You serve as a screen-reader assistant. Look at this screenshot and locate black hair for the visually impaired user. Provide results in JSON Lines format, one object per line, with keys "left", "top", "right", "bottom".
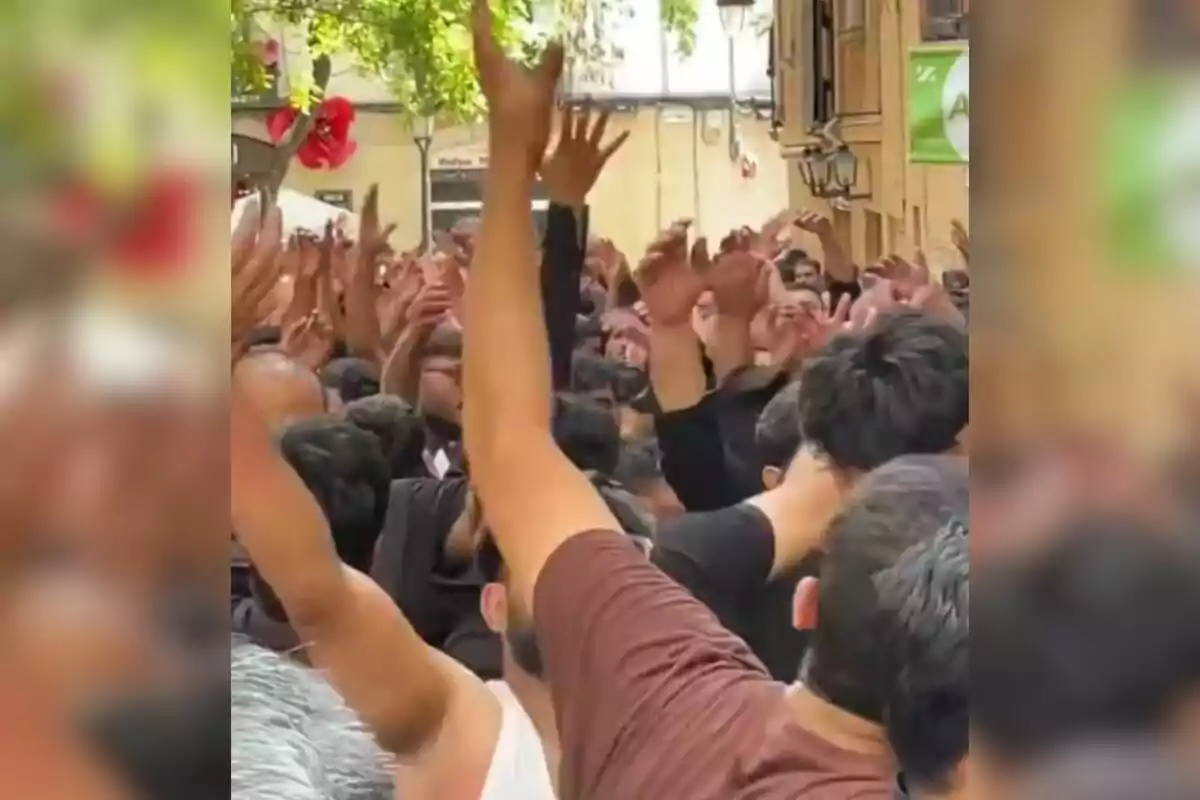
{"left": 776, "top": 248, "right": 810, "bottom": 285}
{"left": 278, "top": 416, "right": 391, "bottom": 572}
{"left": 320, "top": 357, "right": 381, "bottom": 403}
{"left": 552, "top": 392, "right": 622, "bottom": 476}
{"left": 343, "top": 394, "right": 428, "bottom": 480}
{"left": 755, "top": 380, "right": 805, "bottom": 469}
{"left": 613, "top": 439, "right": 665, "bottom": 492}
{"left": 973, "top": 518, "right": 1200, "bottom": 765}
{"left": 571, "top": 352, "right": 620, "bottom": 396}
{"left": 876, "top": 520, "right": 969, "bottom": 793}
{"left": 798, "top": 309, "right": 968, "bottom": 471}
{"left": 806, "top": 454, "right": 969, "bottom": 723}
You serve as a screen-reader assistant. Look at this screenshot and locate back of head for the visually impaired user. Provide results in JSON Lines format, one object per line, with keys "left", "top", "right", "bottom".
{"left": 231, "top": 636, "right": 394, "bottom": 800}
{"left": 876, "top": 520, "right": 969, "bottom": 795}
{"left": 809, "top": 454, "right": 969, "bottom": 722}
{"left": 973, "top": 518, "right": 1200, "bottom": 767}
{"left": 321, "top": 357, "right": 381, "bottom": 404}
{"left": 279, "top": 416, "right": 391, "bottom": 572}
{"left": 798, "top": 310, "right": 968, "bottom": 471}
{"left": 756, "top": 379, "right": 805, "bottom": 469}
{"left": 344, "top": 394, "right": 427, "bottom": 479}
{"left": 552, "top": 392, "right": 622, "bottom": 477}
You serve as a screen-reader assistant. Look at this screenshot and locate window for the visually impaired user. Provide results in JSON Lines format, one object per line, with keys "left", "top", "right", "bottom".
{"left": 430, "top": 168, "right": 549, "bottom": 237}
{"left": 887, "top": 214, "right": 905, "bottom": 253}
{"left": 923, "top": 0, "right": 969, "bottom": 41}
{"left": 833, "top": 207, "right": 852, "bottom": 251}
{"left": 836, "top": 0, "right": 880, "bottom": 115}
{"left": 912, "top": 205, "right": 924, "bottom": 248}
{"left": 865, "top": 210, "right": 883, "bottom": 264}
{"left": 840, "top": 0, "right": 865, "bottom": 30}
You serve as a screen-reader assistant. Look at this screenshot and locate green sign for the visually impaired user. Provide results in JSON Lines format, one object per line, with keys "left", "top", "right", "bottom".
{"left": 909, "top": 45, "right": 969, "bottom": 164}
{"left": 1103, "top": 76, "right": 1200, "bottom": 273}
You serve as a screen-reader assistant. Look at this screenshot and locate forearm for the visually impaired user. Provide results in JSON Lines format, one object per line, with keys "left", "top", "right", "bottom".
{"left": 380, "top": 325, "right": 429, "bottom": 403}
{"left": 819, "top": 231, "right": 856, "bottom": 283}
{"left": 344, "top": 269, "right": 383, "bottom": 364}
{"left": 648, "top": 324, "right": 707, "bottom": 413}
{"left": 541, "top": 203, "right": 587, "bottom": 390}
{"left": 230, "top": 384, "right": 350, "bottom": 625}
{"left": 463, "top": 155, "right": 553, "bottom": 451}
{"left": 709, "top": 314, "right": 754, "bottom": 382}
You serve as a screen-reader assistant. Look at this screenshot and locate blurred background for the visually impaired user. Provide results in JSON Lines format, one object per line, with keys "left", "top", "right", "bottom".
{"left": 1, "top": 0, "right": 1199, "bottom": 797}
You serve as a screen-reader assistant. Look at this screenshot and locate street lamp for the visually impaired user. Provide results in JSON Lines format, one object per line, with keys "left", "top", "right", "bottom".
{"left": 717, "top": 0, "right": 755, "bottom": 37}
{"left": 797, "top": 143, "right": 870, "bottom": 200}
{"left": 413, "top": 114, "right": 436, "bottom": 252}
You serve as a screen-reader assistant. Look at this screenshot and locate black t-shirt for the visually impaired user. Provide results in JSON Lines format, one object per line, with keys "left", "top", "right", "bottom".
{"left": 650, "top": 504, "right": 820, "bottom": 681}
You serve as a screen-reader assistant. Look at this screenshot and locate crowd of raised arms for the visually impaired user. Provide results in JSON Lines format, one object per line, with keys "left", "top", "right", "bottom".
{"left": 225, "top": 3, "right": 1195, "bottom": 800}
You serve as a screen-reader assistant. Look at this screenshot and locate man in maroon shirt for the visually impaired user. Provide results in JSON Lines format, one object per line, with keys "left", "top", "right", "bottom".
{"left": 459, "top": 4, "right": 960, "bottom": 797}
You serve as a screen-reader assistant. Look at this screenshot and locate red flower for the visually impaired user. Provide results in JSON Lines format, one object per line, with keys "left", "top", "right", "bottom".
{"left": 53, "top": 171, "right": 198, "bottom": 278}
{"left": 265, "top": 96, "right": 357, "bottom": 170}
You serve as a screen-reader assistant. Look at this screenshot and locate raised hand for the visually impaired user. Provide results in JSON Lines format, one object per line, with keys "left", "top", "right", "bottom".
{"left": 632, "top": 220, "right": 707, "bottom": 328}
{"left": 472, "top": 0, "right": 563, "bottom": 174}
{"left": 794, "top": 210, "right": 835, "bottom": 239}
{"left": 707, "top": 230, "right": 770, "bottom": 319}
{"left": 232, "top": 196, "right": 284, "bottom": 362}
{"left": 405, "top": 282, "right": 454, "bottom": 334}
{"left": 282, "top": 313, "right": 335, "bottom": 371}
{"left": 541, "top": 105, "right": 631, "bottom": 208}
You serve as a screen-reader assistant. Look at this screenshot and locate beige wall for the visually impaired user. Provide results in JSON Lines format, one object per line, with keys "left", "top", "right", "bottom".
{"left": 234, "top": 107, "right": 789, "bottom": 258}
{"left": 777, "top": 0, "right": 969, "bottom": 272}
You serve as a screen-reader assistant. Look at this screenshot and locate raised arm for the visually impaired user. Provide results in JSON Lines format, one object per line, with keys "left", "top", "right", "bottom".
{"left": 230, "top": 381, "right": 469, "bottom": 755}
{"left": 462, "top": 5, "right": 627, "bottom": 608}
{"left": 539, "top": 105, "right": 627, "bottom": 390}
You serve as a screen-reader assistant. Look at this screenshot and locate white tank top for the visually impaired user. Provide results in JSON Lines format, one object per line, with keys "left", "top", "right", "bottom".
{"left": 480, "top": 681, "right": 556, "bottom": 800}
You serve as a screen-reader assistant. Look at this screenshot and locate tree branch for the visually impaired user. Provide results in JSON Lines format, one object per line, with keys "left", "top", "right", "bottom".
{"left": 265, "top": 53, "right": 333, "bottom": 197}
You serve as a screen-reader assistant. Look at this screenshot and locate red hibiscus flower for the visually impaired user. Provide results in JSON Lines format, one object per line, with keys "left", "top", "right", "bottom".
{"left": 266, "top": 96, "right": 358, "bottom": 170}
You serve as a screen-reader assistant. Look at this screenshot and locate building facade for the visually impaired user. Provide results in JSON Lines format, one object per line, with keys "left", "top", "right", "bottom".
{"left": 772, "top": 0, "right": 969, "bottom": 269}
{"left": 232, "top": 0, "right": 791, "bottom": 257}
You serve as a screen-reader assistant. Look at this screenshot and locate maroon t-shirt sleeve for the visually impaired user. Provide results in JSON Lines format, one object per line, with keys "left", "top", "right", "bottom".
{"left": 533, "top": 530, "right": 782, "bottom": 799}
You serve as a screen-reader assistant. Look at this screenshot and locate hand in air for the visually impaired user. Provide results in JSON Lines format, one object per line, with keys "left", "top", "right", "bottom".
{"left": 707, "top": 229, "right": 770, "bottom": 319}
{"left": 232, "top": 196, "right": 284, "bottom": 362}
{"left": 472, "top": 0, "right": 563, "bottom": 173}
{"left": 632, "top": 220, "right": 708, "bottom": 328}
{"left": 541, "top": 105, "right": 630, "bottom": 208}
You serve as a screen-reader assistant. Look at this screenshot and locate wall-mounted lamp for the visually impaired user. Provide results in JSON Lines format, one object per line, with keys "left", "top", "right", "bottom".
{"left": 798, "top": 143, "right": 871, "bottom": 200}
{"left": 717, "top": 0, "right": 755, "bottom": 37}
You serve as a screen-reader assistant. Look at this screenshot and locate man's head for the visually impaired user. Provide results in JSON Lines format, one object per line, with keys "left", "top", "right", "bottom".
{"left": 552, "top": 392, "right": 622, "bottom": 477}
{"left": 613, "top": 439, "right": 684, "bottom": 522}
{"left": 756, "top": 380, "right": 805, "bottom": 488}
{"left": 343, "top": 394, "right": 428, "bottom": 480}
{"left": 972, "top": 519, "right": 1200, "bottom": 783}
{"left": 417, "top": 326, "right": 463, "bottom": 426}
{"left": 793, "top": 455, "right": 969, "bottom": 723}
{"left": 233, "top": 351, "right": 327, "bottom": 430}
{"left": 570, "top": 352, "right": 621, "bottom": 411}
{"left": 797, "top": 310, "right": 968, "bottom": 472}
{"left": 876, "top": 521, "right": 970, "bottom": 798}
{"left": 320, "top": 357, "right": 381, "bottom": 405}
{"left": 477, "top": 522, "right": 546, "bottom": 680}
{"left": 278, "top": 416, "right": 391, "bottom": 573}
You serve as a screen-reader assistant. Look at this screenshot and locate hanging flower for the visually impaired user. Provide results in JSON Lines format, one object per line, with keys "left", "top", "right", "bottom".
{"left": 266, "top": 96, "right": 358, "bottom": 170}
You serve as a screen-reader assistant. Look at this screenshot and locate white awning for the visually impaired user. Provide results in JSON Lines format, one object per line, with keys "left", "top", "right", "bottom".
{"left": 231, "top": 188, "right": 359, "bottom": 240}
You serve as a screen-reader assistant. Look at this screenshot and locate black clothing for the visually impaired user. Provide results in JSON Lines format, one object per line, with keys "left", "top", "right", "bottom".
{"left": 370, "top": 477, "right": 502, "bottom": 679}
{"left": 652, "top": 503, "right": 820, "bottom": 682}
{"left": 540, "top": 202, "right": 588, "bottom": 391}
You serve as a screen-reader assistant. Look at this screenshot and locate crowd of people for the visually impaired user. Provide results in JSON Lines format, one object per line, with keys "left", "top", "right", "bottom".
{"left": 221, "top": 4, "right": 1200, "bottom": 800}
